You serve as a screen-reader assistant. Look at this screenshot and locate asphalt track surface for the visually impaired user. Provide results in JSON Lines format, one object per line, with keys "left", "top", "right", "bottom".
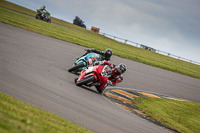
{"left": 0, "top": 22, "right": 200, "bottom": 133}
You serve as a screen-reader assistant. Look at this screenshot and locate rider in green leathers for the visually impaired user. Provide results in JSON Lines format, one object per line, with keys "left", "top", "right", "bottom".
{"left": 38, "top": 6, "right": 48, "bottom": 18}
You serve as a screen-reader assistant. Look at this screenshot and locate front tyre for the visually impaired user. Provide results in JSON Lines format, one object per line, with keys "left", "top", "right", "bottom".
{"left": 68, "top": 62, "right": 85, "bottom": 72}
{"left": 46, "top": 18, "right": 51, "bottom": 23}
{"left": 82, "top": 24, "right": 86, "bottom": 29}
{"left": 76, "top": 75, "right": 95, "bottom": 86}
{"left": 74, "top": 78, "right": 78, "bottom": 83}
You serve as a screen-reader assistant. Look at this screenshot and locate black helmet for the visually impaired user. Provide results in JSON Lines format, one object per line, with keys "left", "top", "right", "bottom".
{"left": 104, "top": 49, "right": 112, "bottom": 60}
{"left": 116, "top": 63, "right": 126, "bottom": 74}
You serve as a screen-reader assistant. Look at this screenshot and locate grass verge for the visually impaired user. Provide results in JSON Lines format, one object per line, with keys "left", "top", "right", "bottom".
{"left": 0, "top": 0, "right": 200, "bottom": 80}
{"left": 132, "top": 97, "right": 200, "bottom": 133}
{"left": 0, "top": 92, "right": 92, "bottom": 133}
{"left": 0, "top": 0, "right": 89, "bottom": 31}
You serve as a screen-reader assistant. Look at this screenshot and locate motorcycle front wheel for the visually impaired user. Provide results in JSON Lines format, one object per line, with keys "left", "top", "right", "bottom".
{"left": 46, "top": 18, "right": 51, "bottom": 23}
{"left": 68, "top": 62, "right": 85, "bottom": 72}
{"left": 76, "top": 75, "right": 95, "bottom": 86}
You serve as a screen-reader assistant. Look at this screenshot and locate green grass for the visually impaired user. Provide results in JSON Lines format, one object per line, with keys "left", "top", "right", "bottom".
{"left": 132, "top": 97, "right": 200, "bottom": 133}
{"left": 0, "top": 92, "right": 92, "bottom": 133}
{"left": 0, "top": 0, "right": 90, "bottom": 31}
{"left": 1, "top": 2, "right": 200, "bottom": 132}
{"left": 0, "top": 0, "right": 200, "bottom": 80}
{"left": 0, "top": 0, "right": 35, "bottom": 16}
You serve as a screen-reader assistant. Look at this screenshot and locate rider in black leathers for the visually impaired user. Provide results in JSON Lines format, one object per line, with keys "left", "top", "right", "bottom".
{"left": 77, "top": 48, "right": 113, "bottom": 61}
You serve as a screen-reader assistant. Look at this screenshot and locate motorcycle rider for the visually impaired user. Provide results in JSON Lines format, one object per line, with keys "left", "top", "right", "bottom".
{"left": 94, "top": 60, "right": 127, "bottom": 94}
{"left": 39, "top": 6, "right": 48, "bottom": 18}
{"left": 77, "top": 48, "right": 113, "bottom": 61}
{"left": 73, "top": 16, "right": 80, "bottom": 25}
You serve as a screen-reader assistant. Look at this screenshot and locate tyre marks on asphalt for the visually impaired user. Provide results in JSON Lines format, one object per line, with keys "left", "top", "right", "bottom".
{"left": 104, "top": 88, "right": 184, "bottom": 133}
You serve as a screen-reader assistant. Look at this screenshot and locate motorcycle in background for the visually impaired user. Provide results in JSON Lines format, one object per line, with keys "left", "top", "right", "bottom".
{"left": 35, "top": 9, "right": 51, "bottom": 23}
{"left": 73, "top": 16, "right": 86, "bottom": 29}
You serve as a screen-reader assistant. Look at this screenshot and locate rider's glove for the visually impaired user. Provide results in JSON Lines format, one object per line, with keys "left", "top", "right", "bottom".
{"left": 119, "top": 77, "right": 123, "bottom": 81}
{"left": 85, "top": 49, "right": 90, "bottom": 53}
{"left": 111, "top": 64, "right": 116, "bottom": 68}
{"left": 117, "top": 77, "right": 123, "bottom": 82}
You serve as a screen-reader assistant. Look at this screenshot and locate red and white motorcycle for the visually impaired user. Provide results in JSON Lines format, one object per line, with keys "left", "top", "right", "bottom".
{"left": 75, "top": 63, "right": 112, "bottom": 90}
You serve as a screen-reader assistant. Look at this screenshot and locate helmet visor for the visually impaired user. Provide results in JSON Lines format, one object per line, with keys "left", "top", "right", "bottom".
{"left": 116, "top": 68, "right": 123, "bottom": 74}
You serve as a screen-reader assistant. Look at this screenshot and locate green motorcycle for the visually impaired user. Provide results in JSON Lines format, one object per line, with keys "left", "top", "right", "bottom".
{"left": 35, "top": 9, "right": 51, "bottom": 23}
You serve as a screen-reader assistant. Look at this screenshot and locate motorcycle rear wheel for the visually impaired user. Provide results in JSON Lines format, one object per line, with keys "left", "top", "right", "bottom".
{"left": 68, "top": 62, "right": 85, "bottom": 72}
{"left": 76, "top": 75, "right": 95, "bottom": 86}
{"left": 35, "top": 14, "right": 40, "bottom": 19}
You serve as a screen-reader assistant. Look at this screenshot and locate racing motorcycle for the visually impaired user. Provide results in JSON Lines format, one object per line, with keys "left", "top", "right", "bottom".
{"left": 75, "top": 63, "right": 112, "bottom": 91}
{"left": 35, "top": 9, "right": 51, "bottom": 23}
{"left": 68, "top": 52, "right": 101, "bottom": 73}
{"left": 73, "top": 18, "right": 86, "bottom": 29}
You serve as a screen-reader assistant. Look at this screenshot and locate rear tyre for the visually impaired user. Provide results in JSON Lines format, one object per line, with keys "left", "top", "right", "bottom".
{"left": 35, "top": 14, "right": 40, "bottom": 19}
{"left": 68, "top": 62, "right": 85, "bottom": 72}
{"left": 76, "top": 75, "right": 95, "bottom": 86}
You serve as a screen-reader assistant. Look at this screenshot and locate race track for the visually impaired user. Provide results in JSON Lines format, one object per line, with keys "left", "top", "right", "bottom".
{"left": 0, "top": 22, "right": 200, "bottom": 133}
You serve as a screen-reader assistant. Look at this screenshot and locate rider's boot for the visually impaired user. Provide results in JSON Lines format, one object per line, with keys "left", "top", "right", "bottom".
{"left": 95, "top": 85, "right": 104, "bottom": 94}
